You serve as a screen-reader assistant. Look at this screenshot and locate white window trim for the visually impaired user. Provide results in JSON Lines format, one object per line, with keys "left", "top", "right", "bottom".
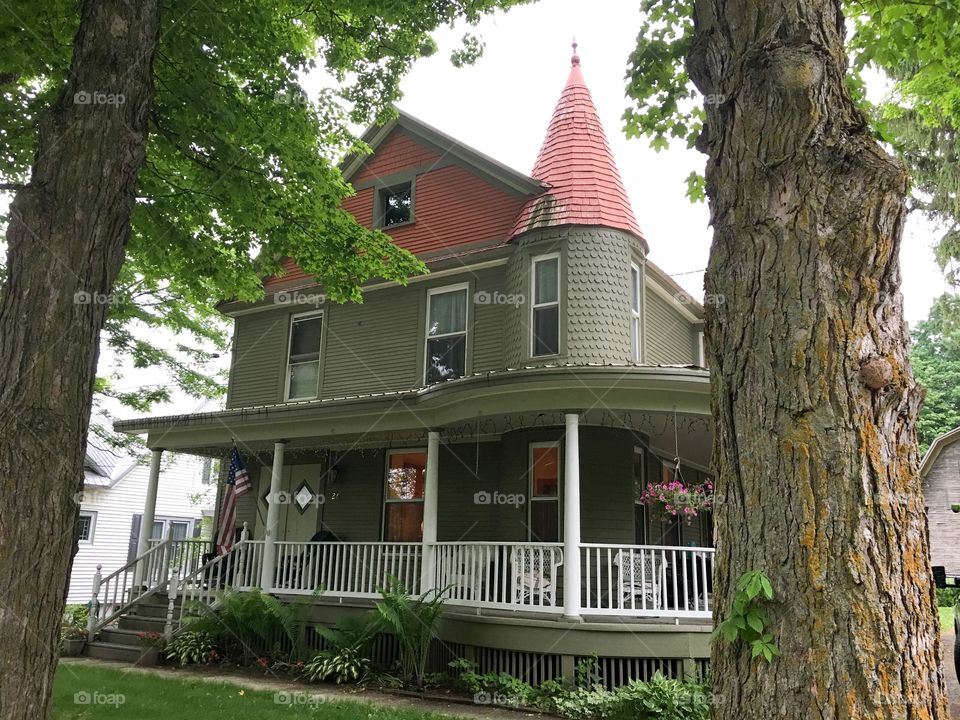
{"left": 376, "top": 180, "right": 416, "bottom": 229}
{"left": 382, "top": 448, "right": 428, "bottom": 541}
{"left": 528, "top": 441, "right": 562, "bottom": 542}
{"left": 697, "top": 331, "right": 706, "bottom": 367}
{"left": 424, "top": 282, "right": 470, "bottom": 385}
{"left": 148, "top": 516, "right": 198, "bottom": 542}
{"left": 77, "top": 511, "right": 97, "bottom": 544}
{"left": 633, "top": 446, "right": 647, "bottom": 543}
{"left": 530, "top": 253, "right": 561, "bottom": 358}
{"left": 284, "top": 309, "right": 324, "bottom": 401}
{"left": 630, "top": 263, "right": 642, "bottom": 362}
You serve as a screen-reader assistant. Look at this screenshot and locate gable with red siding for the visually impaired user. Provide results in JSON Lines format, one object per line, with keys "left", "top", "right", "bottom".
{"left": 352, "top": 130, "right": 442, "bottom": 184}
{"left": 265, "top": 127, "right": 531, "bottom": 289}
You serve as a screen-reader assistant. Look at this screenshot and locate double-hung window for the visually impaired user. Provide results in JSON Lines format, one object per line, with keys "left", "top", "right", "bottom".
{"left": 630, "top": 263, "right": 642, "bottom": 361}
{"left": 77, "top": 512, "right": 96, "bottom": 544}
{"left": 285, "top": 311, "right": 323, "bottom": 400}
{"left": 425, "top": 285, "right": 468, "bottom": 384}
{"left": 529, "top": 443, "right": 560, "bottom": 542}
{"left": 531, "top": 254, "right": 560, "bottom": 356}
{"left": 383, "top": 450, "right": 426, "bottom": 541}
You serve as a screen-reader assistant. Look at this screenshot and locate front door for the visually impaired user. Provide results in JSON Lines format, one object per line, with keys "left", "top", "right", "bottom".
{"left": 256, "top": 464, "right": 321, "bottom": 542}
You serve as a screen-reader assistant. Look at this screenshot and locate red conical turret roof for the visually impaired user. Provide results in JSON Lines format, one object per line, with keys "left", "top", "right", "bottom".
{"left": 511, "top": 46, "right": 645, "bottom": 247}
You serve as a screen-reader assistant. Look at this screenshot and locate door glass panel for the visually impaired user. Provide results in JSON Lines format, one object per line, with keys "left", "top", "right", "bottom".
{"left": 386, "top": 452, "right": 426, "bottom": 500}
{"left": 531, "top": 446, "right": 559, "bottom": 496}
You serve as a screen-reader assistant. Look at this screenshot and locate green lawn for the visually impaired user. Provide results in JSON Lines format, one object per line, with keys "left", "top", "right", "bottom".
{"left": 54, "top": 663, "right": 459, "bottom": 720}
{"left": 941, "top": 605, "right": 955, "bottom": 632}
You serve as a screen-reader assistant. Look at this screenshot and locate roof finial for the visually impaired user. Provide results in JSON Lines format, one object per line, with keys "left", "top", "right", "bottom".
{"left": 571, "top": 38, "right": 580, "bottom": 67}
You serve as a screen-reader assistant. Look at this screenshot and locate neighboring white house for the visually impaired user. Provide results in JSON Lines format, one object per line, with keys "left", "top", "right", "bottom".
{"left": 66, "top": 432, "right": 215, "bottom": 604}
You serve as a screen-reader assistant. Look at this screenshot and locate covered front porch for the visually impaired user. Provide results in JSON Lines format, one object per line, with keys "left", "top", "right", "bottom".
{"left": 103, "top": 366, "right": 714, "bottom": 669}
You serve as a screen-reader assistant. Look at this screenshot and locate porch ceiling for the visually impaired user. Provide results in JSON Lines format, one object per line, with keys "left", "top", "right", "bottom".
{"left": 113, "top": 365, "right": 710, "bottom": 460}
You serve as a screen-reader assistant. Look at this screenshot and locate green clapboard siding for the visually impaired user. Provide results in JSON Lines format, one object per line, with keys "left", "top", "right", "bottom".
{"left": 644, "top": 289, "right": 697, "bottom": 365}
{"left": 323, "top": 286, "right": 422, "bottom": 397}
{"left": 226, "top": 313, "right": 289, "bottom": 409}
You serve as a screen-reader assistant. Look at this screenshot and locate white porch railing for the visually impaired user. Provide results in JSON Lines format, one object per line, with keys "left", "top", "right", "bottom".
{"left": 433, "top": 542, "right": 564, "bottom": 612}
{"left": 580, "top": 544, "right": 714, "bottom": 618}
{"left": 265, "top": 542, "right": 423, "bottom": 597}
{"left": 146, "top": 537, "right": 213, "bottom": 580}
{"left": 99, "top": 536, "right": 713, "bottom": 643}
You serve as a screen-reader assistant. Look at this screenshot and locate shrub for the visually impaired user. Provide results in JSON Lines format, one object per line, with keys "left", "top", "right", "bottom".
{"left": 183, "top": 588, "right": 318, "bottom": 662}
{"left": 304, "top": 645, "right": 371, "bottom": 684}
{"left": 607, "top": 672, "right": 710, "bottom": 720}
{"left": 304, "top": 613, "right": 381, "bottom": 684}
{"left": 452, "top": 659, "right": 711, "bottom": 720}
{"left": 165, "top": 630, "right": 219, "bottom": 665}
{"left": 937, "top": 587, "right": 960, "bottom": 607}
{"left": 374, "top": 577, "right": 445, "bottom": 687}
{"left": 60, "top": 604, "right": 89, "bottom": 642}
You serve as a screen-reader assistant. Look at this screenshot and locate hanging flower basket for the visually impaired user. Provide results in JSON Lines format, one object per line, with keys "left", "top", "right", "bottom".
{"left": 638, "top": 478, "right": 714, "bottom": 523}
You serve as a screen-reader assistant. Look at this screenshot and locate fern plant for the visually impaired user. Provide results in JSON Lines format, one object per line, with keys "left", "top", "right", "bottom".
{"left": 374, "top": 577, "right": 446, "bottom": 687}
{"left": 183, "top": 587, "right": 320, "bottom": 662}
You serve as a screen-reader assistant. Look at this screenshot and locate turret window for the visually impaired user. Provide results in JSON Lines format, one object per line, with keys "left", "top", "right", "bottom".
{"left": 630, "top": 263, "right": 642, "bottom": 361}
{"left": 531, "top": 254, "right": 560, "bottom": 356}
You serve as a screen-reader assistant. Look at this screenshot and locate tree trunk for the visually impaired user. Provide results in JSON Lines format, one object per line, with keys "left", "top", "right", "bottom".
{"left": 0, "top": 2, "right": 158, "bottom": 718}
{"left": 688, "top": 1, "right": 948, "bottom": 717}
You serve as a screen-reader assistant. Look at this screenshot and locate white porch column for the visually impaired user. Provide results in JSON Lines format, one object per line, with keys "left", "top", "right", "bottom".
{"left": 562, "top": 413, "right": 581, "bottom": 620}
{"left": 260, "top": 440, "right": 287, "bottom": 592}
{"left": 133, "top": 448, "right": 164, "bottom": 587}
{"left": 420, "top": 431, "right": 440, "bottom": 593}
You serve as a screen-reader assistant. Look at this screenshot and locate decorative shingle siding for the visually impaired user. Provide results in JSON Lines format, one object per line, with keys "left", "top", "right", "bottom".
{"left": 644, "top": 289, "right": 697, "bottom": 365}
{"left": 566, "top": 229, "right": 633, "bottom": 364}
{"left": 923, "top": 441, "right": 960, "bottom": 573}
{"left": 503, "top": 227, "right": 637, "bottom": 366}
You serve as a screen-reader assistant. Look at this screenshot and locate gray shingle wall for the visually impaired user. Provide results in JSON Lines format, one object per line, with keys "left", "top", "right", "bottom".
{"left": 924, "top": 441, "right": 960, "bottom": 573}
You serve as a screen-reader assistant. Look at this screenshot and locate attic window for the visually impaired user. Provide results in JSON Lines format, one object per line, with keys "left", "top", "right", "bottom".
{"left": 379, "top": 182, "right": 413, "bottom": 227}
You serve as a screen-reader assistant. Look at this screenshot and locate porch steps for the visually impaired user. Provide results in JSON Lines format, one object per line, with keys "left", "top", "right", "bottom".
{"left": 83, "top": 598, "right": 182, "bottom": 666}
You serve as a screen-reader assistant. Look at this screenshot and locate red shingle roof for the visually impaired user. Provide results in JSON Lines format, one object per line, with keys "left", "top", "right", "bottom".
{"left": 511, "top": 50, "right": 645, "bottom": 245}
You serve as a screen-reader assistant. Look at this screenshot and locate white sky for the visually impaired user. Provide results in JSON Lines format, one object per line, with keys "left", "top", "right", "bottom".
{"left": 339, "top": 0, "right": 949, "bottom": 324}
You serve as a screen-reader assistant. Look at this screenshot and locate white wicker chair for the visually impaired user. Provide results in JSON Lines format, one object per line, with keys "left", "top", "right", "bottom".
{"left": 511, "top": 545, "right": 563, "bottom": 606}
{"left": 613, "top": 550, "right": 664, "bottom": 610}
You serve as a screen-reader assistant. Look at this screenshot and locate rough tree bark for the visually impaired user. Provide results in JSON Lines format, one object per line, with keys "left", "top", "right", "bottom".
{"left": 0, "top": 1, "right": 159, "bottom": 717}
{"left": 688, "top": 0, "right": 948, "bottom": 717}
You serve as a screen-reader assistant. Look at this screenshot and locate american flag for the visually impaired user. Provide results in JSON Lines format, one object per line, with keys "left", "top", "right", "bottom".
{"left": 216, "top": 446, "right": 251, "bottom": 555}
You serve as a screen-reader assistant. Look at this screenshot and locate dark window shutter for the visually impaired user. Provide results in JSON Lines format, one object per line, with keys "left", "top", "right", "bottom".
{"left": 127, "top": 514, "right": 142, "bottom": 562}
{"left": 192, "top": 520, "right": 202, "bottom": 538}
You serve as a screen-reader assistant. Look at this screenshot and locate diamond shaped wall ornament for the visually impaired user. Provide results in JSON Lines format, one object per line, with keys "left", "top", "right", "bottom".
{"left": 294, "top": 482, "right": 315, "bottom": 514}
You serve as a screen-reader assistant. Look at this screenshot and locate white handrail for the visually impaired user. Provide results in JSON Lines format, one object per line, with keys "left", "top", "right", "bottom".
{"left": 88, "top": 533, "right": 175, "bottom": 640}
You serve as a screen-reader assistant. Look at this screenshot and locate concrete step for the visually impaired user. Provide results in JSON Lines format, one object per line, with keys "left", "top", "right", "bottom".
{"left": 126, "top": 601, "right": 178, "bottom": 619}
{"left": 99, "top": 627, "right": 148, "bottom": 646}
{"left": 117, "top": 614, "right": 167, "bottom": 632}
{"left": 84, "top": 641, "right": 159, "bottom": 666}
